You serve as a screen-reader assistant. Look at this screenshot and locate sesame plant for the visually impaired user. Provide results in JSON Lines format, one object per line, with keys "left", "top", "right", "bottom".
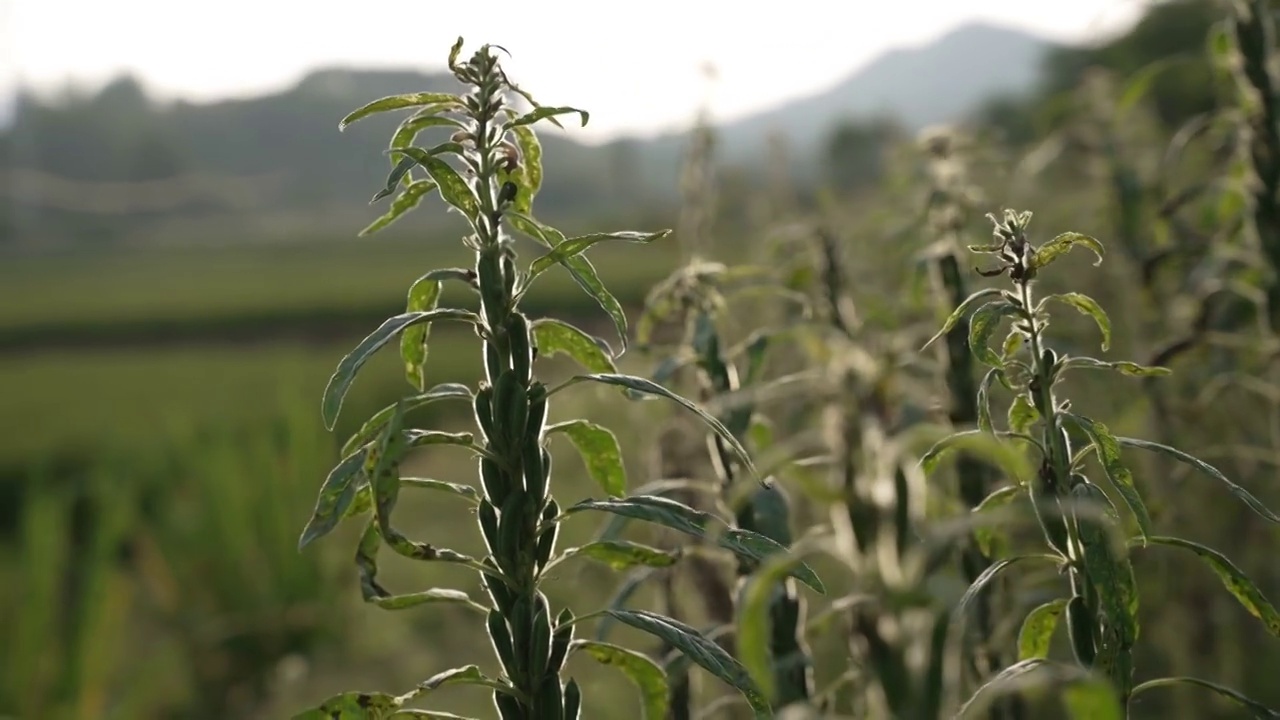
{"left": 291, "top": 38, "right": 825, "bottom": 719}
{"left": 921, "top": 209, "right": 1280, "bottom": 717}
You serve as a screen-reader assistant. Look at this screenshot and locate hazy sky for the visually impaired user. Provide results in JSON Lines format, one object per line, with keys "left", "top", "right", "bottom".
{"left": 6, "top": 0, "right": 1145, "bottom": 142}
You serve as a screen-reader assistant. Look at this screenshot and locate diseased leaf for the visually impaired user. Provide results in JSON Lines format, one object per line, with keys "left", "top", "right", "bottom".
{"left": 553, "top": 373, "right": 758, "bottom": 483}
{"left": 1058, "top": 356, "right": 1171, "bottom": 378}
{"left": 339, "top": 92, "right": 462, "bottom": 130}
{"left": 322, "top": 309, "right": 480, "bottom": 430}
{"left": 1031, "top": 232, "right": 1105, "bottom": 270}
{"left": 529, "top": 230, "right": 670, "bottom": 279}
{"left": 1043, "top": 293, "right": 1112, "bottom": 351}
{"left": 508, "top": 105, "right": 590, "bottom": 129}
{"left": 400, "top": 478, "right": 479, "bottom": 503}
{"left": 972, "top": 485, "right": 1024, "bottom": 559}
{"left": 605, "top": 609, "right": 771, "bottom": 716}
{"left": 291, "top": 690, "right": 407, "bottom": 719}
{"left": 921, "top": 288, "right": 1006, "bottom": 351}
{"left": 555, "top": 540, "right": 680, "bottom": 570}
{"left": 400, "top": 270, "right": 475, "bottom": 390}
{"left": 570, "top": 640, "right": 668, "bottom": 720}
{"left": 416, "top": 665, "right": 514, "bottom": 697}
{"left": 1018, "top": 598, "right": 1068, "bottom": 660}
{"left": 343, "top": 383, "right": 474, "bottom": 457}
{"left": 546, "top": 420, "right": 626, "bottom": 496}
{"left": 1008, "top": 394, "right": 1040, "bottom": 435}
{"left": 531, "top": 318, "right": 618, "bottom": 372}
{"left": 1117, "top": 436, "right": 1280, "bottom": 525}
{"left": 977, "top": 368, "right": 1004, "bottom": 433}
{"left": 969, "top": 301, "right": 1022, "bottom": 367}
{"left": 567, "top": 495, "right": 824, "bottom": 594}
{"left": 415, "top": 155, "right": 480, "bottom": 220}
{"left": 362, "top": 180, "right": 438, "bottom": 235}
{"left": 1062, "top": 414, "right": 1153, "bottom": 540}
{"left": 298, "top": 449, "right": 368, "bottom": 550}
{"left": 1142, "top": 536, "right": 1280, "bottom": 637}
{"left": 1131, "top": 676, "right": 1280, "bottom": 718}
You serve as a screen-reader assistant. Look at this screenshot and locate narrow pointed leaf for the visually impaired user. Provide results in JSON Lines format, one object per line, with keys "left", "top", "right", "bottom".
{"left": 604, "top": 609, "right": 771, "bottom": 716}
{"left": 390, "top": 108, "right": 464, "bottom": 155}
{"left": 401, "top": 478, "right": 479, "bottom": 502}
{"left": 736, "top": 544, "right": 816, "bottom": 703}
{"left": 969, "top": 301, "right": 1022, "bottom": 366}
{"left": 958, "top": 555, "right": 1058, "bottom": 617}
{"left": 417, "top": 665, "right": 515, "bottom": 697}
{"left": 1044, "top": 293, "right": 1111, "bottom": 351}
{"left": 1018, "top": 598, "right": 1068, "bottom": 660}
{"left": 362, "top": 180, "right": 438, "bottom": 235}
{"left": 569, "top": 640, "right": 668, "bottom": 719}
{"left": 416, "top": 155, "right": 480, "bottom": 219}
{"left": 1142, "top": 536, "right": 1280, "bottom": 637}
{"left": 1063, "top": 414, "right": 1152, "bottom": 540}
{"left": 298, "top": 449, "right": 368, "bottom": 550}
{"left": 339, "top": 92, "right": 462, "bottom": 130}
{"left": 555, "top": 540, "right": 680, "bottom": 570}
{"left": 918, "top": 429, "right": 1033, "bottom": 483}
{"left": 400, "top": 270, "right": 475, "bottom": 391}
{"left": 1031, "top": 232, "right": 1105, "bottom": 270}
{"left": 531, "top": 317, "right": 617, "bottom": 372}
{"left": 509, "top": 125, "right": 542, "bottom": 211}
{"left": 371, "top": 587, "right": 487, "bottom": 613}
{"left": 343, "top": 383, "right": 474, "bottom": 457}
{"left": 529, "top": 230, "right": 670, "bottom": 278}
{"left": 546, "top": 420, "right": 626, "bottom": 496}
{"left": 1131, "top": 676, "right": 1280, "bottom": 718}
{"left": 509, "top": 105, "right": 590, "bottom": 129}
{"left": 554, "top": 373, "right": 757, "bottom": 482}
{"left": 972, "top": 484, "right": 1024, "bottom": 558}
{"left": 567, "top": 495, "right": 823, "bottom": 594}
{"left": 921, "top": 287, "right": 1005, "bottom": 351}
{"left": 1058, "top": 357, "right": 1171, "bottom": 377}
{"left": 1008, "top": 394, "right": 1040, "bottom": 434}
{"left": 322, "top": 309, "right": 480, "bottom": 430}
{"left": 292, "top": 690, "right": 406, "bottom": 719}
{"left": 1117, "top": 436, "right": 1280, "bottom": 525}
{"left": 371, "top": 157, "right": 421, "bottom": 204}
{"left": 977, "top": 368, "right": 1003, "bottom": 433}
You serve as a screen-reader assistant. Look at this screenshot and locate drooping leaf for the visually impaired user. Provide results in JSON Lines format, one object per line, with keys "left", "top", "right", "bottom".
{"left": 569, "top": 640, "right": 668, "bottom": 719}
{"left": 546, "top": 420, "right": 626, "bottom": 497}
{"left": 918, "top": 429, "right": 1033, "bottom": 484}
{"left": 1042, "top": 293, "right": 1112, "bottom": 351}
{"left": 955, "top": 659, "right": 1121, "bottom": 720}
{"left": 1018, "top": 598, "right": 1068, "bottom": 660}
{"left": 1142, "top": 536, "right": 1280, "bottom": 637}
{"left": 1062, "top": 414, "right": 1152, "bottom": 540}
{"left": 554, "top": 540, "right": 680, "bottom": 571}
{"left": 531, "top": 318, "right": 617, "bottom": 372}
{"left": 969, "top": 301, "right": 1023, "bottom": 367}
{"left": 1117, "top": 436, "right": 1280, "bottom": 525}
{"left": 343, "top": 383, "right": 474, "bottom": 457}
{"left": 958, "top": 555, "right": 1059, "bottom": 617}
{"left": 921, "top": 288, "right": 1006, "bottom": 351}
{"left": 1058, "top": 357, "right": 1171, "bottom": 378}
{"left": 416, "top": 665, "right": 515, "bottom": 697}
{"left": 322, "top": 309, "right": 480, "bottom": 430}
{"left": 371, "top": 158, "right": 422, "bottom": 204}
{"left": 1030, "top": 232, "right": 1105, "bottom": 271}
{"left": 400, "top": 478, "right": 480, "bottom": 503}
{"left": 604, "top": 609, "right": 771, "bottom": 717}
{"left": 371, "top": 587, "right": 488, "bottom": 613}
{"left": 339, "top": 92, "right": 462, "bottom": 130}
{"left": 736, "top": 542, "right": 819, "bottom": 703}
{"left": 400, "top": 270, "right": 475, "bottom": 390}
{"left": 1130, "top": 676, "right": 1280, "bottom": 718}
{"left": 977, "top": 368, "right": 1003, "bottom": 433}
{"left": 553, "top": 373, "right": 759, "bottom": 482}
{"left": 509, "top": 125, "right": 543, "bottom": 211}
{"left": 972, "top": 484, "right": 1024, "bottom": 559}
{"left": 508, "top": 105, "right": 590, "bottom": 129}
{"left": 362, "top": 180, "right": 438, "bottom": 235}
{"left": 529, "top": 230, "right": 670, "bottom": 279}
{"left": 567, "top": 495, "right": 824, "bottom": 594}
{"left": 1008, "top": 394, "right": 1040, "bottom": 434}
{"left": 298, "top": 449, "right": 368, "bottom": 550}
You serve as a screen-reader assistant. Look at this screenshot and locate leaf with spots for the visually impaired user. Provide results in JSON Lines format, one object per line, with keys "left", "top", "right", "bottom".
{"left": 1062, "top": 413, "right": 1152, "bottom": 540}
{"left": 569, "top": 640, "right": 668, "bottom": 719}
{"left": 1142, "top": 536, "right": 1280, "bottom": 638}
{"left": 546, "top": 420, "right": 627, "bottom": 497}
{"left": 1018, "top": 598, "right": 1068, "bottom": 660}
{"left": 531, "top": 318, "right": 617, "bottom": 373}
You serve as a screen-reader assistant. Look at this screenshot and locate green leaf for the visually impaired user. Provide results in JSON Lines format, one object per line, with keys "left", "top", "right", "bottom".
{"left": 921, "top": 287, "right": 1006, "bottom": 351}
{"left": 509, "top": 213, "right": 634, "bottom": 353}
{"left": 969, "top": 301, "right": 1022, "bottom": 367}
{"left": 531, "top": 318, "right": 617, "bottom": 372}
{"left": 567, "top": 495, "right": 824, "bottom": 594}
{"left": 977, "top": 368, "right": 1004, "bottom": 433}
{"left": 509, "top": 125, "right": 543, "bottom": 212}
{"left": 546, "top": 420, "right": 626, "bottom": 497}
{"left": 416, "top": 665, "right": 515, "bottom": 697}
{"left": 569, "top": 640, "right": 668, "bottom": 720}
{"left": 918, "top": 429, "right": 1033, "bottom": 484}
{"left": 371, "top": 587, "right": 487, "bottom": 613}
{"left": 1058, "top": 357, "right": 1171, "bottom": 378}
{"left": 1008, "top": 394, "right": 1040, "bottom": 434}
{"left": 1131, "top": 676, "right": 1280, "bottom": 718}
{"left": 554, "top": 540, "right": 680, "bottom": 570}
{"left": 528, "top": 230, "right": 670, "bottom": 279}
{"left": 400, "top": 270, "right": 475, "bottom": 391}
{"left": 604, "top": 609, "right": 771, "bottom": 717}
{"left": 972, "top": 484, "right": 1024, "bottom": 558}
{"left": 400, "top": 478, "right": 479, "bottom": 503}
{"left": 1116, "top": 436, "right": 1280, "bottom": 525}
{"left": 736, "top": 542, "right": 818, "bottom": 703}
{"left": 292, "top": 690, "right": 407, "bottom": 719}
{"left": 1031, "top": 232, "right": 1105, "bottom": 271}
{"left": 298, "top": 449, "right": 368, "bottom": 550}
{"left": 1042, "top": 293, "right": 1112, "bottom": 351}
{"left": 1018, "top": 598, "right": 1068, "bottom": 660}
{"left": 553, "top": 373, "right": 758, "bottom": 482}
{"left": 390, "top": 107, "right": 465, "bottom": 155}
{"left": 414, "top": 155, "right": 480, "bottom": 220}
{"left": 371, "top": 157, "right": 422, "bottom": 204}
{"left": 362, "top": 180, "right": 438, "bottom": 236}
{"left": 339, "top": 92, "right": 462, "bottom": 130}
{"left": 1062, "top": 414, "right": 1153, "bottom": 540}
{"left": 958, "top": 555, "right": 1058, "bottom": 617}
{"left": 322, "top": 309, "right": 480, "bottom": 430}
{"left": 1142, "top": 536, "right": 1280, "bottom": 637}
{"left": 343, "top": 383, "right": 474, "bottom": 457}
{"left": 955, "top": 659, "right": 1122, "bottom": 720}
{"left": 508, "top": 105, "right": 590, "bottom": 129}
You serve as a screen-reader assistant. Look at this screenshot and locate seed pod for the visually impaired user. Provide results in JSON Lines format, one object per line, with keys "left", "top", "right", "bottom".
{"left": 502, "top": 251, "right": 518, "bottom": 299}
{"left": 498, "top": 180, "right": 519, "bottom": 207}
{"left": 508, "top": 595, "right": 533, "bottom": 669}
{"left": 497, "top": 491, "right": 527, "bottom": 575}
{"left": 507, "top": 313, "right": 533, "bottom": 385}
{"left": 563, "top": 678, "right": 582, "bottom": 720}
{"left": 534, "top": 675, "right": 563, "bottom": 719}
{"left": 480, "top": 457, "right": 509, "bottom": 504}
{"left": 488, "top": 609, "right": 520, "bottom": 680}
{"left": 505, "top": 385, "right": 530, "bottom": 451}
{"left": 535, "top": 500, "right": 560, "bottom": 568}
{"left": 1066, "top": 595, "right": 1096, "bottom": 667}
{"left": 478, "top": 251, "right": 507, "bottom": 329}
{"left": 474, "top": 383, "right": 497, "bottom": 444}
{"left": 494, "top": 691, "right": 524, "bottom": 720}
{"left": 478, "top": 499, "right": 501, "bottom": 555}
{"left": 482, "top": 562, "right": 514, "bottom": 614}
{"left": 492, "top": 370, "right": 521, "bottom": 450}
{"left": 484, "top": 341, "right": 506, "bottom": 386}
{"left": 547, "top": 608, "right": 575, "bottom": 673}
{"left": 523, "top": 441, "right": 548, "bottom": 501}
{"left": 525, "top": 383, "right": 549, "bottom": 441}
{"left": 1041, "top": 347, "right": 1059, "bottom": 373}
{"left": 528, "top": 602, "right": 552, "bottom": 681}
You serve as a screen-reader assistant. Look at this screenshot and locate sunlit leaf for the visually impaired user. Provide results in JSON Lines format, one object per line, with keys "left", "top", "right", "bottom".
{"left": 1030, "top": 232, "right": 1104, "bottom": 271}
{"left": 570, "top": 640, "right": 668, "bottom": 719}
{"left": 531, "top": 318, "right": 618, "bottom": 372}
{"left": 339, "top": 92, "right": 462, "bottom": 130}
{"left": 554, "top": 540, "right": 680, "bottom": 571}
{"left": 1042, "top": 293, "right": 1111, "bottom": 351}
{"left": 972, "top": 484, "right": 1024, "bottom": 559}
{"left": 529, "top": 230, "right": 670, "bottom": 279}
{"left": 1141, "top": 536, "right": 1280, "bottom": 637}
{"left": 1062, "top": 414, "right": 1152, "bottom": 540}
{"left": 343, "top": 383, "right": 474, "bottom": 457}
{"left": 1018, "top": 598, "right": 1068, "bottom": 660}
{"left": 298, "top": 449, "right": 368, "bottom": 550}
{"left": 921, "top": 288, "right": 1006, "bottom": 351}
{"left": 1058, "top": 357, "right": 1171, "bottom": 378}
{"left": 546, "top": 420, "right": 626, "bottom": 496}
{"left": 400, "top": 270, "right": 475, "bottom": 391}
{"left": 969, "top": 301, "right": 1022, "bottom": 367}
{"left": 362, "top": 180, "right": 438, "bottom": 236}
{"left": 1117, "top": 436, "right": 1280, "bottom": 525}
{"left": 508, "top": 105, "right": 590, "bottom": 129}
{"left": 1131, "top": 676, "right": 1280, "bottom": 718}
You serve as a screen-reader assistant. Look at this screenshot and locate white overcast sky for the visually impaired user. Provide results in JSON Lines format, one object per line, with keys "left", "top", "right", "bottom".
{"left": 4, "top": 0, "right": 1146, "bottom": 142}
